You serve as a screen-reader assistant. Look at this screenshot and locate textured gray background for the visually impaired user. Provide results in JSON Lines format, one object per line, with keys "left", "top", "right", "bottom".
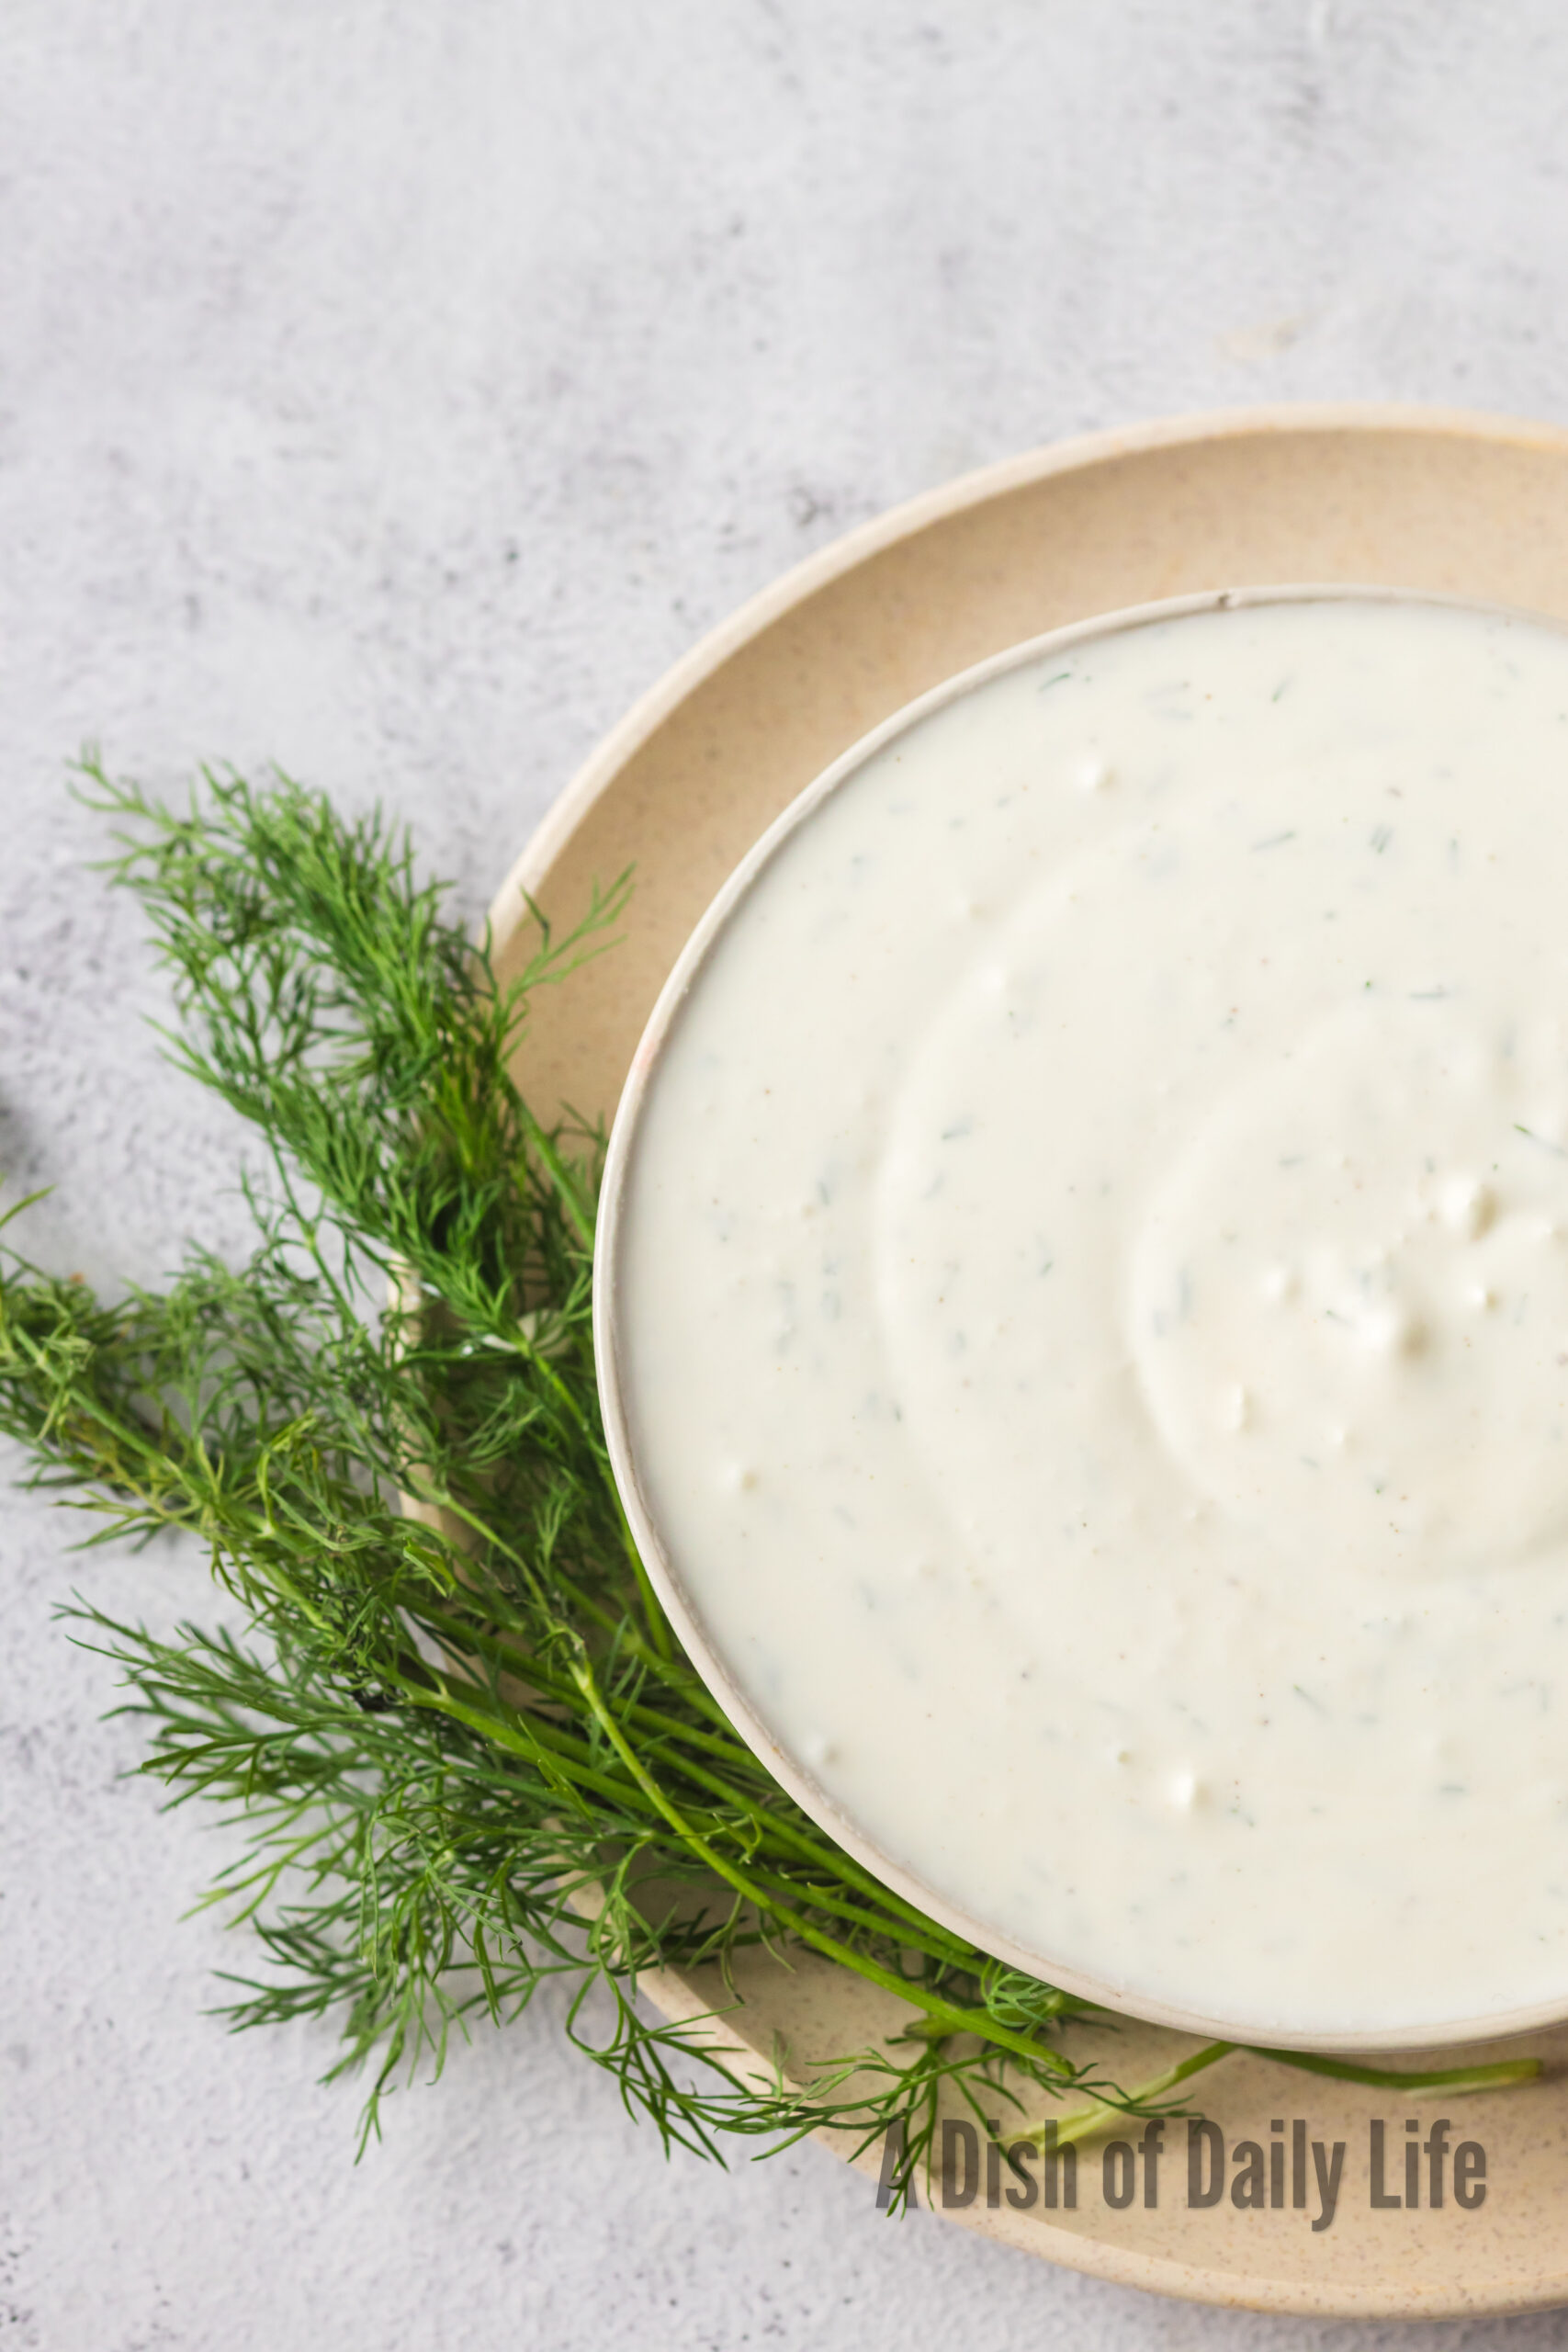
{"left": 7, "top": 3, "right": 1568, "bottom": 2346}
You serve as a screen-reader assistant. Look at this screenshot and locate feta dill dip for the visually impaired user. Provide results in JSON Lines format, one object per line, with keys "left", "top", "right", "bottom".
{"left": 595, "top": 588, "right": 1568, "bottom": 2045}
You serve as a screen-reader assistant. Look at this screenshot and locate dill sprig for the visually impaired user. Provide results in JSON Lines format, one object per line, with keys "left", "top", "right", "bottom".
{"left": 0, "top": 763, "right": 1539, "bottom": 2206}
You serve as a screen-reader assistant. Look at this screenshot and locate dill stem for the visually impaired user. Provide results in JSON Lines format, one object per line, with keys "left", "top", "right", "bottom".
{"left": 414, "top": 1602, "right": 979, "bottom": 1954}
{"left": 1023, "top": 2042, "right": 1237, "bottom": 2147}
{"left": 1017, "top": 2041, "right": 1544, "bottom": 2152}
{"left": 1247, "top": 2047, "right": 1543, "bottom": 2095}
{"left": 519, "top": 1107, "right": 597, "bottom": 1254}
{"left": 450, "top": 1311, "right": 672, "bottom": 1665}
{"left": 390, "top": 1669, "right": 674, "bottom": 1819}
{"left": 408, "top": 1609, "right": 982, "bottom": 1964}
{"left": 571, "top": 1654, "right": 1073, "bottom": 2077}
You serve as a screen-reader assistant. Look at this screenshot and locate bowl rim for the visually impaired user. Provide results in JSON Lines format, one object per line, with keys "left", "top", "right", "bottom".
{"left": 592, "top": 579, "right": 1568, "bottom": 2054}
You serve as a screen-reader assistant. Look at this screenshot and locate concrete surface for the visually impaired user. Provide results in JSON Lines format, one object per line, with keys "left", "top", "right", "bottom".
{"left": 7, "top": 3, "right": 1568, "bottom": 2346}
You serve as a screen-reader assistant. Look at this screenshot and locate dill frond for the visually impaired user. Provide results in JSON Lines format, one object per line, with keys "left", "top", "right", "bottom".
{"left": 0, "top": 763, "right": 1536, "bottom": 2199}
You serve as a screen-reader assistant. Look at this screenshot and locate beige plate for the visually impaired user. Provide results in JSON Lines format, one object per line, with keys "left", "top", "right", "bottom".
{"left": 489, "top": 406, "right": 1568, "bottom": 2317}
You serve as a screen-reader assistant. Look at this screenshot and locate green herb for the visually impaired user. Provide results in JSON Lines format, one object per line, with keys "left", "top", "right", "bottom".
{"left": 0, "top": 763, "right": 1540, "bottom": 2209}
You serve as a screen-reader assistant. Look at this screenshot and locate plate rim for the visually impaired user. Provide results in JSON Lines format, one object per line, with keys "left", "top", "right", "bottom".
{"left": 487, "top": 401, "right": 1568, "bottom": 940}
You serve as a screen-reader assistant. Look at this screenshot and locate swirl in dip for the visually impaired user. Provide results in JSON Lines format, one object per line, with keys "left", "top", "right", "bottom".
{"left": 599, "top": 590, "right": 1568, "bottom": 2043}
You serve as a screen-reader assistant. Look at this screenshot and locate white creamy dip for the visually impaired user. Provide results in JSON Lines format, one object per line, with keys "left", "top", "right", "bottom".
{"left": 600, "top": 591, "right": 1568, "bottom": 2042}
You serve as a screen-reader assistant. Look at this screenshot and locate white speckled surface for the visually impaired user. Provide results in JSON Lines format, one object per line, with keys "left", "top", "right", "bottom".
{"left": 8, "top": 5, "right": 1568, "bottom": 2346}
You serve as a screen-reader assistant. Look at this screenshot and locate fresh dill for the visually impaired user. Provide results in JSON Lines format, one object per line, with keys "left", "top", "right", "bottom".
{"left": 0, "top": 763, "right": 1539, "bottom": 2207}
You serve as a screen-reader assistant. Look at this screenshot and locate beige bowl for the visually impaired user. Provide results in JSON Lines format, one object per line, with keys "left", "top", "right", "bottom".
{"left": 592, "top": 578, "right": 1568, "bottom": 2058}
